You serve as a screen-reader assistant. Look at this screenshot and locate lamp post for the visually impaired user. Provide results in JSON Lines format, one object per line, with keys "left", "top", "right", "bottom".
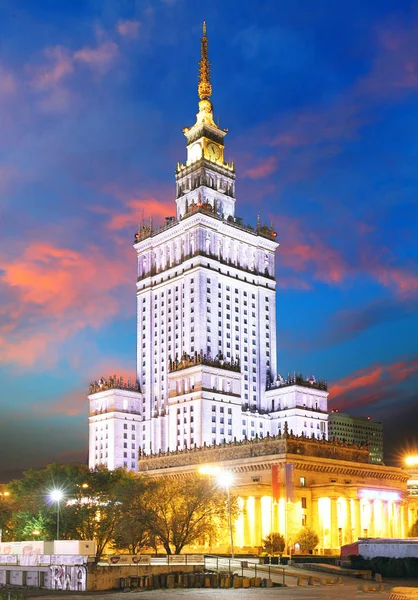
{"left": 199, "top": 466, "right": 235, "bottom": 559}
{"left": 217, "top": 471, "right": 235, "bottom": 559}
{"left": 50, "top": 490, "right": 64, "bottom": 540}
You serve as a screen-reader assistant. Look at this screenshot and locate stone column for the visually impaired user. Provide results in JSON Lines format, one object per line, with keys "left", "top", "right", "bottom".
{"left": 394, "top": 502, "right": 401, "bottom": 537}
{"left": 272, "top": 501, "right": 279, "bottom": 533}
{"left": 382, "top": 501, "right": 389, "bottom": 538}
{"left": 369, "top": 500, "right": 375, "bottom": 537}
{"left": 311, "top": 498, "right": 319, "bottom": 533}
{"left": 330, "top": 497, "right": 338, "bottom": 550}
{"left": 243, "top": 497, "right": 251, "bottom": 547}
{"left": 254, "top": 497, "right": 262, "bottom": 547}
{"left": 346, "top": 498, "right": 352, "bottom": 544}
{"left": 354, "top": 498, "right": 361, "bottom": 541}
{"left": 401, "top": 502, "right": 409, "bottom": 538}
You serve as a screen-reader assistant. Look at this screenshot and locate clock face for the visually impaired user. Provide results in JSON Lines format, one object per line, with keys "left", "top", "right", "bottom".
{"left": 207, "top": 142, "right": 221, "bottom": 161}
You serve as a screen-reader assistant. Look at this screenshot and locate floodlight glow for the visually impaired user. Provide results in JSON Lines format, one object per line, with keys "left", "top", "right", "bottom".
{"left": 217, "top": 471, "right": 234, "bottom": 488}
{"left": 50, "top": 490, "right": 64, "bottom": 502}
{"left": 405, "top": 456, "right": 418, "bottom": 467}
{"left": 199, "top": 465, "right": 220, "bottom": 476}
{"left": 359, "top": 489, "right": 400, "bottom": 501}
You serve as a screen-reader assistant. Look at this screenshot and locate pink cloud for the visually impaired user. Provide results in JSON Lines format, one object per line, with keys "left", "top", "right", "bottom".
{"left": 88, "top": 181, "right": 175, "bottom": 232}
{"left": 31, "top": 389, "right": 87, "bottom": 418}
{"left": 0, "top": 65, "right": 16, "bottom": 98}
{"left": 331, "top": 366, "right": 383, "bottom": 399}
{"left": 73, "top": 41, "right": 119, "bottom": 73}
{"left": 29, "top": 46, "right": 73, "bottom": 90}
{"left": 278, "top": 216, "right": 349, "bottom": 285}
{"left": 0, "top": 166, "right": 20, "bottom": 193}
{"left": 117, "top": 19, "right": 141, "bottom": 38}
{"left": 373, "top": 263, "right": 418, "bottom": 298}
{"left": 243, "top": 156, "right": 278, "bottom": 179}
{"left": 234, "top": 18, "right": 418, "bottom": 190}
{"left": 329, "top": 358, "right": 418, "bottom": 410}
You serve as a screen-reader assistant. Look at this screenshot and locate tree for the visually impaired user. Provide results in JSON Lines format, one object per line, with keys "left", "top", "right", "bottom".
{"left": 147, "top": 474, "right": 237, "bottom": 554}
{"left": 0, "top": 493, "right": 13, "bottom": 542}
{"left": 112, "top": 476, "right": 158, "bottom": 554}
{"left": 58, "top": 466, "right": 141, "bottom": 563}
{"left": 8, "top": 463, "right": 93, "bottom": 541}
{"left": 294, "top": 526, "right": 319, "bottom": 552}
{"left": 408, "top": 521, "right": 418, "bottom": 537}
{"left": 7, "top": 463, "right": 143, "bottom": 563}
{"left": 262, "top": 532, "right": 285, "bottom": 555}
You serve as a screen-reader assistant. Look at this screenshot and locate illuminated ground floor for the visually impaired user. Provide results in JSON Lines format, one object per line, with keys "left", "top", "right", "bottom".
{"left": 234, "top": 489, "right": 415, "bottom": 553}
{"left": 138, "top": 433, "right": 418, "bottom": 553}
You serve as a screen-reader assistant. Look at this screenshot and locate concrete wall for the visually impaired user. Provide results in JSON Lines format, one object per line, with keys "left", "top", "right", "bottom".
{"left": 359, "top": 540, "right": 418, "bottom": 559}
{"left": 0, "top": 562, "right": 202, "bottom": 591}
{"left": 87, "top": 564, "right": 202, "bottom": 591}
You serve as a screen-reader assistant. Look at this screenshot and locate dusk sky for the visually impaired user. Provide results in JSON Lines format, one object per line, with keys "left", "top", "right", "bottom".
{"left": 0, "top": 0, "right": 417, "bottom": 481}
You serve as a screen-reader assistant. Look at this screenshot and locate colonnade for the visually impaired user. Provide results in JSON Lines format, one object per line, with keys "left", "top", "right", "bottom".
{"left": 233, "top": 493, "right": 410, "bottom": 552}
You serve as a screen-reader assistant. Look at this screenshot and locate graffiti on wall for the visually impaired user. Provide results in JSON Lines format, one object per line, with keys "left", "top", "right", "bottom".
{"left": 49, "top": 565, "right": 87, "bottom": 591}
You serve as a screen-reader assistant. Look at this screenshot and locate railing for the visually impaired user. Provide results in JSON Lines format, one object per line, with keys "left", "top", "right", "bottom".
{"left": 204, "top": 555, "right": 287, "bottom": 585}
{"left": 268, "top": 373, "right": 328, "bottom": 392}
{"left": 137, "top": 248, "right": 276, "bottom": 283}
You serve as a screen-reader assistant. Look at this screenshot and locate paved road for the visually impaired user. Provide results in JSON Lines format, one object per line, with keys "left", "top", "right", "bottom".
{"left": 23, "top": 572, "right": 418, "bottom": 600}
{"left": 28, "top": 583, "right": 418, "bottom": 600}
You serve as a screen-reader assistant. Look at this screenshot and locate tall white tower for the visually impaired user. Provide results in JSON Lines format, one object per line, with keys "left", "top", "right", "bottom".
{"left": 134, "top": 23, "right": 279, "bottom": 453}
{"left": 88, "top": 23, "right": 329, "bottom": 470}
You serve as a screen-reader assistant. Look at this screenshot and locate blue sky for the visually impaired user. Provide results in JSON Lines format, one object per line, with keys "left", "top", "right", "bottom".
{"left": 0, "top": 0, "right": 417, "bottom": 479}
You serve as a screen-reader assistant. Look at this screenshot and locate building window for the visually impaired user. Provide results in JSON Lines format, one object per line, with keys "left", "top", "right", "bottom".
{"left": 301, "top": 497, "right": 307, "bottom": 508}
{"left": 300, "top": 477, "right": 306, "bottom": 487}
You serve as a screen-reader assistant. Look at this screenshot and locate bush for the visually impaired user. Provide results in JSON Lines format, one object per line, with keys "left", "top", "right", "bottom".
{"left": 349, "top": 555, "right": 418, "bottom": 578}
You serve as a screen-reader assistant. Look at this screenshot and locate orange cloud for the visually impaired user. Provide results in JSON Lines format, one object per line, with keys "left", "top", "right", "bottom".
{"left": 106, "top": 197, "right": 175, "bottom": 230}
{"left": 117, "top": 19, "right": 141, "bottom": 38}
{"left": 0, "top": 241, "right": 132, "bottom": 367}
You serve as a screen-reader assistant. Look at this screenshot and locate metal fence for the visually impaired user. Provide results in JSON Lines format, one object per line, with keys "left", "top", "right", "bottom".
{"left": 203, "top": 555, "right": 287, "bottom": 586}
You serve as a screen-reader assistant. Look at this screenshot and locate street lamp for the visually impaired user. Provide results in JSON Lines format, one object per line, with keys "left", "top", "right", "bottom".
{"left": 199, "top": 466, "right": 235, "bottom": 558}
{"left": 50, "top": 489, "right": 64, "bottom": 540}
{"left": 217, "top": 471, "right": 235, "bottom": 559}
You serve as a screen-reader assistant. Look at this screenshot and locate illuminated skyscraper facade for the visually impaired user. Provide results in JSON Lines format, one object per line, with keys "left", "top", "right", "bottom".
{"left": 88, "top": 24, "right": 328, "bottom": 471}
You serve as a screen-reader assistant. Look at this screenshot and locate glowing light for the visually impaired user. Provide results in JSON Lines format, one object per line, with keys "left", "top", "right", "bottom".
{"left": 405, "top": 456, "right": 418, "bottom": 467}
{"left": 318, "top": 497, "right": 331, "bottom": 548}
{"left": 261, "top": 496, "right": 271, "bottom": 539}
{"left": 217, "top": 470, "right": 234, "bottom": 488}
{"left": 50, "top": 489, "right": 64, "bottom": 502}
{"left": 235, "top": 497, "right": 245, "bottom": 547}
{"left": 198, "top": 465, "right": 220, "bottom": 476}
{"left": 32, "top": 530, "right": 40, "bottom": 536}
{"left": 359, "top": 489, "right": 400, "bottom": 501}
{"left": 247, "top": 497, "right": 255, "bottom": 545}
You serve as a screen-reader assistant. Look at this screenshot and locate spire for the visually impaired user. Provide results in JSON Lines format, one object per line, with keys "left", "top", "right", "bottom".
{"left": 198, "top": 21, "right": 212, "bottom": 101}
